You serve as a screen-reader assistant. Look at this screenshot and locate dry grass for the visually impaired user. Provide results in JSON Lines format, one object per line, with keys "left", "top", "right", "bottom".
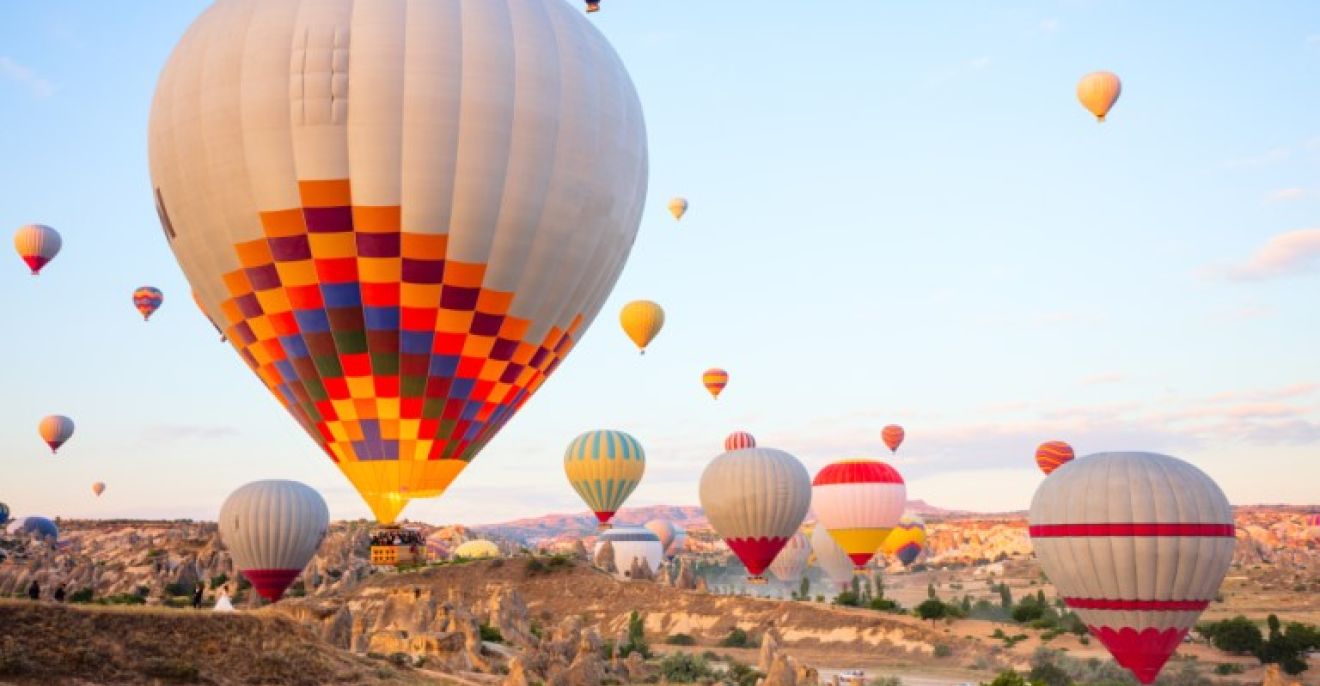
{"left": 0, "top": 599, "right": 446, "bottom": 685}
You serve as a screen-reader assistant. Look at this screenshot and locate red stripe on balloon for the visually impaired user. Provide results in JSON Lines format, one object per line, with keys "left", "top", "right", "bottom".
{"left": 1029, "top": 523, "right": 1234, "bottom": 538}
{"left": 1065, "top": 597, "right": 1210, "bottom": 611}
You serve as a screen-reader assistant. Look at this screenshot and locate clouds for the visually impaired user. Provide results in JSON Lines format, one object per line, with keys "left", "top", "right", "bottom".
{"left": 1207, "top": 228, "right": 1320, "bottom": 281}
{"left": 1266, "top": 187, "right": 1308, "bottom": 202}
{"left": 0, "top": 56, "right": 55, "bottom": 98}
{"left": 141, "top": 424, "right": 240, "bottom": 443}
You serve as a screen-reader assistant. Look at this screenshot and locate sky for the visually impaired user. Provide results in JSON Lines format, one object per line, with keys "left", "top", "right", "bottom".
{"left": 0, "top": 1, "right": 1317, "bottom": 525}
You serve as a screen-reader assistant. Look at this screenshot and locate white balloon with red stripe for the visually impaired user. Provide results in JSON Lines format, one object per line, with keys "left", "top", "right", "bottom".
{"left": 1028, "top": 452, "right": 1235, "bottom": 685}
{"left": 699, "top": 446, "right": 811, "bottom": 583}
{"left": 219, "top": 480, "right": 329, "bottom": 603}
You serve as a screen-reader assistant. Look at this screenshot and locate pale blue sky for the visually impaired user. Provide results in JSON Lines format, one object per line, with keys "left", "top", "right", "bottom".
{"left": 1, "top": 1, "right": 1317, "bottom": 524}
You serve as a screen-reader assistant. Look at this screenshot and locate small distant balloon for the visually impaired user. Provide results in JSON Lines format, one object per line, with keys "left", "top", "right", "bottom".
{"left": 619, "top": 300, "right": 665, "bottom": 354}
{"left": 38, "top": 415, "right": 75, "bottom": 454}
{"left": 133, "top": 286, "right": 164, "bottom": 321}
{"left": 1035, "top": 440, "right": 1075, "bottom": 475}
{"left": 703, "top": 368, "right": 729, "bottom": 399}
{"left": 0, "top": 503, "right": 9, "bottom": 525}
{"left": 724, "top": 431, "right": 756, "bottom": 451}
{"left": 668, "top": 197, "right": 689, "bottom": 221}
{"left": 92, "top": 482, "right": 106, "bottom": 497}
{"left": 585, "top": 0, "right": 600, "bottom": 12}
{"left": 881, "top": 425, "right": 905, "bottom": 453}
{"left": 13, "top": 224, "right": 61, "bottom": 276}
{"left": 1077, "top": 71, "right": 1122, "bottom": 122}
{"left": 9, "top": 516, "right": 58, "bottom": 542}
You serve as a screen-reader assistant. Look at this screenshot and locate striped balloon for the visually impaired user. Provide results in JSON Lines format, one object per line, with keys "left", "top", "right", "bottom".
{"left": 724, "top": 431, "right": 756, "bottom": 451}
{"left": 38, "top": 415, "right": 75, "bottom": 454}
{"left": 1035, "top": 440, "right": 1075, "bottom": 475}
{"left": 1029, "top": 452, "right": 1234, "bottom": 684}
{"left": 881, "top": 513, "right": 926, "bottom": 567}
{"left": 13, "top": 224, "right": 61, "bottom": 275}
{"left": 703, "top": 368, "right": 729, "bottom": 399}
{"left": 564, "top": 430, "right": 645, "bottom": 527}
{"left": 812, "top": 459, "right": 906, "bottom": 570}
{"left": 133, "top": 286, "right": 165, "bottom": 321}
{"left": 699, "top": 446, "right": 811, "bottom": 582}
{"left": 767, "top": 531, "right": 810, "bottom": 585}
{"left": 881, "top": 425, "right": 904, "bottom": 453}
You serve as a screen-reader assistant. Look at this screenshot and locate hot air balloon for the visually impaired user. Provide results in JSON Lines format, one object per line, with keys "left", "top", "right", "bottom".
{"left": 643, "top": 519, "right": 677, "bottom": 556}
{"left": 881, "top": 425, "right": 904, "bottom": 453}
{"left": 1077, "top": 71, "right": 1122, "bottom": 122}
{"left": 699, "top": 446, "right": 811, "bottom": 583}
{"left": 812, "top": 459, "right": 906, "bottom": 571}
{"left": 13, "top": 224, "right": 61, "bottom": 275}
{"left": 881, "top": 513, "right": 926, "bottom": 567}
{"left": 219, "top": 480, "right": 328, "bottom": 602}
{"left": 668, "top": 197, "right": 688, "bottom": 221}
{"left": 1029, "top": 452, "right": 1235, "bottom": 684}
{"left": 8, "top": 516, "right": 58, "bottom": 542}
{"left": 768, "top": 532, "right": 811, "bottom": 585}
{"left": 0, "top": 503, "right": 9, "bottom": 526}
{"left": 564, "top": 430, "right": 645, "bottom": 529}
{"left": 595, "top": 527, "right": 665, "bottom": 579}
{"left": 703, "top": 368, "right": 729, "bottom": 399}
{"left": 149, "top": 0, "right": 647, "bottom": 525}
{"left": 38, "top": 415, "right": 74, "bottom": 454}
{"left": 810, "top": 525, "right": 854, "bottom": 592}
{"left": 92, "top": 482, "right": 106, "bottom": 497}
{"left": 1035, "top": 440, "right": 1075, "bottom": 475}
{"left": 724, "top": 431, "right": 756, "bottom": 451}
{"left": 585, "top": 0, "right": 600, "bottom": 12}
{"left": 620, "top": 301, "right": 664, "bottom": 354}
{"left": 133, "top": 286, "right": 164, "bottom": 321}
{"left": 454, "top": 539, "right": 501, "bottom": 559}
{"left": 425, "top": 532, "right": 451, "bottom": 562}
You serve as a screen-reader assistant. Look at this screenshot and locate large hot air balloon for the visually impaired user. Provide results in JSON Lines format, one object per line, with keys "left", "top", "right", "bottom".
{"left": 620, "top": 301, "right": 664, "bottom": 354}
{"left": 92, "top": 482, "right": 106, "bottom": 497}
{"left": 1035, "top": 440, "right": 1075, "bottom": 475}
{"left": 38, "top": 415, "right": 74, "bottom": 454}
{"left": 881, "top": 425, "right": 904, "bottom": 453}
{"left": 643, "top": 519, "right": 677, "bottom": 556}
{"left": 699, "top": 446, "right": 811, "bottom": 582}
{"left": 724, "top": 431, "right": 756, "bottom": 451}
{"left": 668, "top": 197, "right": 688, "bottom": 221}
{"left": 881, "top": 513, "right": 926, "bottom": 567}
{"left": 150, "top": 0, "right": 647, "bottom": 525}
{"left": 0, "top": 503, "right": 9, "bottom": 526}
{"left": 133, "top": 286, "right": 164, "bottom": 321}
{"left": 454, "top": 539, "right": 501, "bottom": 559}
{"left": 13, "top": 224, "right": 61, "bottom": 275}
{"left": 811, "top": 459, "right": 906, "bottom": 570}
{"left": 767, "top": 531, "right": 810, "bottom": 585}
{"left": 564, "top": 430, "right": 645, "bottom": 528}
{"left": 703, "top": 368, "right": 728, "bottom": 399}
{"left": 595, "top": 527, "right": 664, "bottom": 580}
{"left": 1077, "top": 71, "right": 1122, "bottom": 122}
{"left": 219, "top": 480, "right": 329, "bottom": 602}
{"left": 810, "top": 525, "right": 854, "bottom": 592}
{"left": 8, "top": 516, "right": 58, "bottom": 542}
{"left": 1029, "top": 452, "right": 1234, "bottom": 684}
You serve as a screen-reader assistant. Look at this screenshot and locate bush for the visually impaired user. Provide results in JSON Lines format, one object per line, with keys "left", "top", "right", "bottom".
{"left": 719, "top": 627, "right": 756, "bottom": 648}
{"left": 723, "top": 660, "right": 763, "bottom": 686}
{"left": 97, "top": 593, "right": 146, "bottom": 605}
{"left": 1011, "top": 601, "right": 1045, "bottom": 624}
{"left": 1196, "top": 616, "right": 1262, "bottom": 654}
{"left": 1213, "top": 663, "right": 1244, "bottom": 675}
{"left": 657, "top": 653, "right": 718, "bottom": 683}
{"left": 666, "top": 633, "right": 697, "bottom": 646}
{"left": 833, "top": 591, "right": 861, "bottom": 607}
{"left": 210, "top": 573, "right": 229, "bottom": 589}
{"left": 526, "top": 558, "right": 547, "bottom": 575}
{"left": 69, "top": 588, "right": 94, "bottom": 603}
{"left": 869, "top": 598, "right": 900, "bottom": 612}
{"left": 479, "top": 625, "right": 504, "bottom": 643}
{"left": 981, "top": 670, "right": 1027, "bottom": 686}
{"left": 869, "top": 677, "right": 903, "bottom": 686}
{"left": 932, "top": 644, "right": 952, "bottom": 658}
{"left": 141, "top": 657, "right": 201, "bottom": 681}
{"left": 916, "top": 598, "right": 947, "bottom": 621}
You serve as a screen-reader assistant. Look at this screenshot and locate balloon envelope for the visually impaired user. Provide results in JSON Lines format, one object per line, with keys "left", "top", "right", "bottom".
{"left": 1035, "top": 441, "right": 1075, "bottom": 475}
{"left": 1029, "top": 452, "right": 1234, "bottom": 684}
{"left": 564, "top": 430, "right": 645, "bottom": 526}
{"left": 219, "top": 480, "right": 329, "bottom": 602}
{"left": 811, "top": 459, "right": 906, "bottom": 569}
{"left": 92, "top": 482, "right": 106, "bottom": 497}
{"left": 881, "top": 513, "right": 926, "bottom": 567}
{"left": 667, "top": 197, "right": 688, "bottom": 220}
{"left": 38, "top": 415, "right": 74, "bottom": 454}
{"left": 810, "top": 525, "right": 853, "bottom": 592}
{"left": 0, "top": 503, "right": 8, "bottom": 525}
{"left": 767, "top": 532, "right": 810, "bottom": 584}
{"left": 699, "top": 447, "right": 811, "bottom": 580}
{"left": 703, "top": 368, "right": 728, "bottom": 399}
{"left": 881, "top": 425, "right": 904, "bottom": 453}
{"left": 9, "top": 516, "right": 58, "bottom": 541}
{"left": 595, "top": 527, "right": 664, "bottom": 579}
{"left": 619, "top": 301, "right": 665, "bottom": 353}
{"left": 133, "top": 286, "right": 164, "bottom": 321}
{"left": 150, "top": 0, "right": 648, "bottom": 525}
{"left": 1077, "top": 71, "right": 1122, "bottom": 121}
{"left": 13, "top": 224, "right": 61, "bottom": 275}
{"left": 724, "top": 431, "right": 756, "bottom": 451}
{"left": 454, "top": 539, "right": 501, "bottom": 559}
{"left": 643, "top": 519, "right": 677, "bottom": 556}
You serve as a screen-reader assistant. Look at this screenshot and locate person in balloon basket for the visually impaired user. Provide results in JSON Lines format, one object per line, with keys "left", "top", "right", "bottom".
{"left": 26, "top": 580, "right": 39, "bottom": 601}
{"left": 192, "top": 581, "right": 204, "bottom": 609}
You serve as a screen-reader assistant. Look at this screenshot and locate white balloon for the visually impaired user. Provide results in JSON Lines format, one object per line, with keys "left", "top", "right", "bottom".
{"left": 767, "top": 532, "right": 810, "bottom": 584}
{"left": 219, "top": 480, "right": 329, "bottom": 602}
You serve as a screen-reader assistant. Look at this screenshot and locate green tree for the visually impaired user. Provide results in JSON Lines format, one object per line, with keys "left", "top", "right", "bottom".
{"left": 927, "top": 582, "right": 937, "bottom": 599}
{"left": 916, "top": 598, "right": 947, "bottom": 622}
{"left": 1035, "top": 589, "right": 1046, "bottom": 606}
{"left": 799, "top": 576, "right": 810, "bottom": 600}
{"left": 981, "top": 670, "right": 1028, "bottom": 686}
{"left": 1197, "top": 616, "right": 1262, "bottom": 654}
{"left": 961, "top": 595, "right": 972, "bottom": 614}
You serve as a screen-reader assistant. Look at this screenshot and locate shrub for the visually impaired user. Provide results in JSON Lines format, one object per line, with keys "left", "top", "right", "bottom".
{"left": 210, "top": 573, "right": 229, "bottom": 589}
{"left": 657, "top": 653, "right": 717, "bottom": 683}
{"left": 69, "top": 588, "right": 94, "bottom": 603}
{"left": 916, "top": 598, "right": 947, "bottom": 621}
{"left": 1196, "top": 616, "right": 1262, "bottom": 654}
{"left": 1011, "top": 601, "right": 1045, "bottom": 624}
{"left": 869, "top": 677, "right": 903, "bottom": 686}
{"left": 932, "top": 644, "right": 952, "bottom": 658}
{"left": 479, "top": 625, "right": 504, "bottom": 643}
{"left": 869, "top": 598, "right": 900, "bottom": 612}
{"left": 1213, "top": 663, "right": 1244, "bottom": 675}
{"left": 98, "top": 593, "right": 146, "bottom": 605}
{"left": 666, "top": 633, "right": 697, "bottom": 646}
{"left": 719, "top": 627, "right": 756, "bottom": 648}
{"left": 723, "top": 660, "right": 763, "bottom": 686}
{"left": 526, "top": 558, "right": 548, "bottom": 575}
{"left": 833, "top": 591, "right": 862, "bottom": 607}
{"left": 981, "top": 670, "right": 1027, "bottom": 686}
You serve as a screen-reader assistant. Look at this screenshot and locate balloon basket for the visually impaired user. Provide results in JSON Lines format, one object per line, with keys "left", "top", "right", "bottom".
{"left": 747, "top": 576, "right": 768, "bottom": 585}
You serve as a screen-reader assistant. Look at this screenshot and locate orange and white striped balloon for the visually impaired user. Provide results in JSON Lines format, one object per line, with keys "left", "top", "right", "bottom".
{"left": 811, "top": 459, "right": 906, "bottom": 570}
{"left": 703, "top": 368, "right": 728, "bottom": 399}
{"left": 1035, "top": 440, "right": 1075, "bottom": 475}
{"left": 13, "top": 224, "right": 61, "bottom": 276}
{"left": 1029, "top": 452, "right": 1234, "bottom": 684}
{"left": 724, "top": 431, "right": 756, "bottom": 451}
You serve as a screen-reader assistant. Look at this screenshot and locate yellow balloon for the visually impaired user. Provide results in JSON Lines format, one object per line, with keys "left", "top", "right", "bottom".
{"left": 668, "top": 197, "right": 689, "bottom": 221}
{"left": 1077, "top": 71, "right": 1122, "bottom": 122}
{"left": 619, "top": 300, "right": 665, "bottom": 354}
